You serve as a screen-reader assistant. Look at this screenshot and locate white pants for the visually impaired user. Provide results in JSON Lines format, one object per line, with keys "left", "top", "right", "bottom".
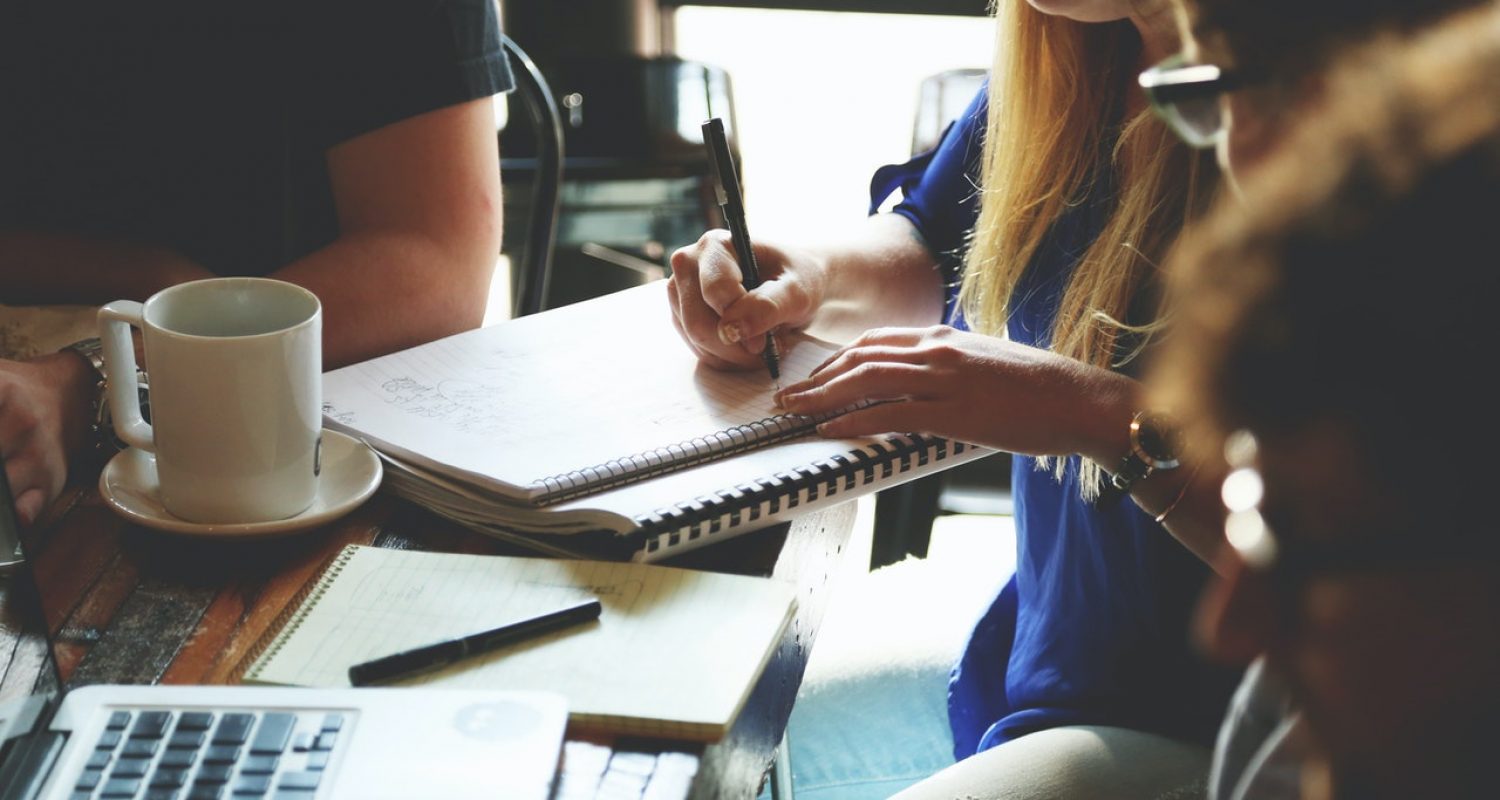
{"left": 891, "top": 725, "right": 1211, "bottom": 800}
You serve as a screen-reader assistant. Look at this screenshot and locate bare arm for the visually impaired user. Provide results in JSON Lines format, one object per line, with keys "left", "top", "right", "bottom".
{"left": 279, "top": 96, "right": 501, "bottom": 367}
{"left": 0, "top": 96, "right": 501, "bottom": 368}
{"left": 0, "top": 95, "right": 502, "bottom": 522}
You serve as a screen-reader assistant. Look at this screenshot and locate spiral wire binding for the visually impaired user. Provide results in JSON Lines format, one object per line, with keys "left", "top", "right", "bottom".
{"left": 532, "top": 408, "right": 850, "bottom": 505}
{"left": 237, "top": 544, "right": 361, "bottom": 682}
{"left": 635, "top": 433, "right": 973, "bottom": 555}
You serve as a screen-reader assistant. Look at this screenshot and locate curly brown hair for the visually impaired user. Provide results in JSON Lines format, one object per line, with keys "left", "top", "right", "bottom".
{"left": 1181, "top": 0, "right": 1490, "bottom": 82}
{"left": 1153, "top": 5, "right": 1500, "bottom": 513}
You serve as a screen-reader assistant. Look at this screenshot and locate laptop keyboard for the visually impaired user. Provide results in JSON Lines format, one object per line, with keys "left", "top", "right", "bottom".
{"left": 69, "top": 708, "right": 344, "bottom": 800}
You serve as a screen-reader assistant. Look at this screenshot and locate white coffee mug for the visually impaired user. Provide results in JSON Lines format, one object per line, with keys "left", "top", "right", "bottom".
{"left": 99, "top": 278, "right": 323, "bottom": 524}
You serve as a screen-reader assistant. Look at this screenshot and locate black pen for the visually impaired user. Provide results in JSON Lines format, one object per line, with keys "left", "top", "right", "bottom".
{"left": 347, "top": 597, "right": 602, "bottom": 686}
{"left": 702, "top": 117, "right": 782, "bottom": 386}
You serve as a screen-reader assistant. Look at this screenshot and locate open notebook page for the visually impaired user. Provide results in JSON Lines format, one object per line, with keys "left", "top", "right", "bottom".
{"left": 322, "top": 284, "right": 839, "bottom": 503}
{"left": 242, "top": 546, "right": 797, "bottom": 740}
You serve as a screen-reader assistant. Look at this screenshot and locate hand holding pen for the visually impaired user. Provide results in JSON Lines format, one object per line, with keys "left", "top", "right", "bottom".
{"left": 701, "top": 117, "right": 782, "bottom": 386}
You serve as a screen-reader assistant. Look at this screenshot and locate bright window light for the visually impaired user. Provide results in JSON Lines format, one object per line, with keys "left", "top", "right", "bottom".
{"left": 673, "top": 8, "right": 993, "bottom": 242}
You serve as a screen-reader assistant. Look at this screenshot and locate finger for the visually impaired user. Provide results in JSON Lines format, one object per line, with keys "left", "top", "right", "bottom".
{"left": 4, "top": 452, "right": 50, "bottom": 527}
{"left": 668, "top": 292, "right": 757, "bottom": 371}
{"left": 669, "top": 249, "right": 765, "bottom": 369}
{"left": 667, "top": 277, "right": 684, "bottom": 333}
{"left": 671, "top": 307, "right": 753, "bottom": 371}
{"left": 780, "top": 362, "right": 933, "bottom": 415}
{"left": 14, "top": 486, "right": 44, "bottom": 527}
{"left": 815, "top": 400, "right": 935, "bottom": 439}
{"left": 807, "top": 328, "right": 931, "bottom": 375}
{"left": 718, "top": 282, "right": 798, "bottom": 348}
{"left": 693, "top": 231, "right": 750, "bottom": 315}
{"left": 788, "top": 344, "right": 937, "bottom": 402}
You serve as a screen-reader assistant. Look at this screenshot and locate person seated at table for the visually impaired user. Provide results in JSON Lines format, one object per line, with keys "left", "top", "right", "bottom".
{"left": 1150, "top": 6, "right": 1500, "bottom": 795}
{"left": 0, "top": 0, "right": 514, "bottom": 525}
{"left": 676, "top": 0, "right": 1248, "bottom": 795}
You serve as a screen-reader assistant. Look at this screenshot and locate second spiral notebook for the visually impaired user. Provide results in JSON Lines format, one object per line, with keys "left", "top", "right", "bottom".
{"left": 322, "top": 283, "right": 992, "bottom": 561}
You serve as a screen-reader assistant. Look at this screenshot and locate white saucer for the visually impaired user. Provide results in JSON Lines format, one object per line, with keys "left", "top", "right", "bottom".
{"left": 99, "top": 430, "right": 383, "bottom": 538}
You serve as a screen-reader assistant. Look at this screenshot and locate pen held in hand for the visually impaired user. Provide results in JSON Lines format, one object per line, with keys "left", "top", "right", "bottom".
{"left": 702, "top": 116, "right": 783, "bottom": 387}
{"left": 347, "top": 597, "right": 602, "bottom": 686}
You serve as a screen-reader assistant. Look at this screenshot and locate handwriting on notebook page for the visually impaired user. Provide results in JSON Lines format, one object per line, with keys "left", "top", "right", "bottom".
{"left": 321, "top": 290, "right": 841, "bottom": 487}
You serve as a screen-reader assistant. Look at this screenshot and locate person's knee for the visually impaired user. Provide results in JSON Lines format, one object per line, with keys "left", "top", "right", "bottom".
{"left": 893, "top": 726, "right": 1210, "bottom": 800}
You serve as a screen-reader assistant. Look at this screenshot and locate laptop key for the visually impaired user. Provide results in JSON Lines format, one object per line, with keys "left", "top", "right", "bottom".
{"left": 168, "top": 729, "right": 207, "bottom": 749}
{"left": 276, "top": 772, "right": 321, "bottom": 791}
{"left": 86, "top": 749, "right": 112, "bottom": 770}
{"left": 160, "top": 748, "right": 198, "bottom": 769}
{"left": 303, "top": 751, "right": 329, "bottom": 771}
{"left": 233, "top": 774, "right": 272, "bottom": 795}
{"left": 312, "top": 733, "right": 337, "bottom": 751}
{"left": 195, "top": 764, "right": 233, "bottom": 784}
{"left": 271, "top": 792, "right": 315, "bottom": 800}
{"left": 111, "top": 758, "right": 151, "bottom": 778}
{"left": 241, "top": 755, "right": 280, "bottom": 774}
{"left": 151, "top": 767, "right": 190, "bottom": 788}
{"left": 131, "top": 711, "right": 173, "bottom": 739}
{"left": 101, "top": 777, "right": 142, "bottom": 797}
{"left": 204, "top": 745, "right": 241, "bottom": 764}
{"left": 319, "top": 713, "right": 343, "bottom": 732}
{"left": 187, "top": 784, "right": 225, "bottom": 800}
{"left": 75, "top": 769, "right": 104, "bottom": 790}
{"left": 213, "top": 713, "right": 256, "bottom": 745}
{"left": 123, "top": 737, "right": 162, "bottom": 758}
{"left": 176, "top": 712, "right": 214, "bottom": 731}
{"left": 106, "top": 711, "right": 132, "bottom": 730}
{"left": 250, "top": 713, "right": 295, "bottom": 754}
{"left": 290, "top": 732, "right": 313, "bottom": 752}
{"left": 95, "top": 730, "right": 123, "bottom": 750}
{"left": 145, "top": 791, "right": 180, "bottom": 800}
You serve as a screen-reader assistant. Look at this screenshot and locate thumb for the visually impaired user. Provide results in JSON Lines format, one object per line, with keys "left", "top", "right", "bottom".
{"left": 719, "top": 279, "right": 803, "bottom": 345}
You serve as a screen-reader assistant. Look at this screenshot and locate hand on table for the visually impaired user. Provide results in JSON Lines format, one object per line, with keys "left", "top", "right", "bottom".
{"left": 773, "top": 325, "right": 1135, "bottom": 458}
{"left": 666, "top": 230, "right": 828, "bottom": 371}
{"left": 0, "top": 353, "right": 94, "bottom": 525}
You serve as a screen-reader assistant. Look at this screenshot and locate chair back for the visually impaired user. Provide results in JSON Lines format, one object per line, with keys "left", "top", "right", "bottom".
{"left": 501, "top": 36, "right": 564, "bottom": 318}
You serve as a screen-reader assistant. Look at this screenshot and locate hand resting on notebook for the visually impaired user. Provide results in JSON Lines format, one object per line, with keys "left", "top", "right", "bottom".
{"left": 774, "top": 324, "right": 1139, "bottom": 467}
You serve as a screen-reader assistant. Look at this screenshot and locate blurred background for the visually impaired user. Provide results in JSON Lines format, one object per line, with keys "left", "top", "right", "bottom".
{"left": 488, "top": 0, "right": 991, "bottom": 321}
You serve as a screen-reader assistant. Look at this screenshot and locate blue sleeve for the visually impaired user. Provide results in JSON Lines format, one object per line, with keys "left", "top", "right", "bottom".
{"left": 868, "top": 85, "right": 987, "bottom": 298}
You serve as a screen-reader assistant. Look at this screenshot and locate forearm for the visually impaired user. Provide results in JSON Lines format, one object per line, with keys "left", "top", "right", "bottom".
{"left": 805, "top": 214, "right": 947, "bottom": 341}
{"left": 0, "top": 231, "right": 211, "bottom": 304}
{"left": 1069, "top": 372, "right": 1226, "bottom": 567}
{"left": 272, "top": 230, "right": 494, "bottom": 368}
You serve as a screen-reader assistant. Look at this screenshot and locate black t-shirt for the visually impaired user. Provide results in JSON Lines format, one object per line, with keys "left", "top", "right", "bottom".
{"left": 0, "top": 0, "right": 514, "bottom": 277}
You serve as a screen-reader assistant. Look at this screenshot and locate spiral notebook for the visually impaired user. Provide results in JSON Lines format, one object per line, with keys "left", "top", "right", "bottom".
{"left": 322, "top": 283, "right": 992, "bottom": 560}
{"left": 239, "top": 545, "right": 797, "bottom": 742}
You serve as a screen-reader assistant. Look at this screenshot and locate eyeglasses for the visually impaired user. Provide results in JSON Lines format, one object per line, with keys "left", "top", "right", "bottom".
{"left": 1138, "top": 54, "right": 1247, "bottom": 149}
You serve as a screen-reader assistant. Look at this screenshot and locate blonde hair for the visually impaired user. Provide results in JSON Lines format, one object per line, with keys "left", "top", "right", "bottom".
{"left": 958, "top": 2, "right": 1211, "bottom": 495}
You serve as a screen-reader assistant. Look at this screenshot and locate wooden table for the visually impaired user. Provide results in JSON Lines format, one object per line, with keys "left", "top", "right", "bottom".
{"left": 0, "top": 479, "right": 857, "bottom": 800}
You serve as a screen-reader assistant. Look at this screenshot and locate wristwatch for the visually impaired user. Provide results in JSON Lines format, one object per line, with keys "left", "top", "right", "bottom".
{"left": 61, "top": 337, "right": 149, "bottom": 455}
{"left": 1110, "top": 410, "right": 1181, "bottom": 493}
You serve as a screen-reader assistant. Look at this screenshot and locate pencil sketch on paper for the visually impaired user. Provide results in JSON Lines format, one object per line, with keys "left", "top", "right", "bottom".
{"left": 377, "top": 376, "right": 507, "bottom": 437}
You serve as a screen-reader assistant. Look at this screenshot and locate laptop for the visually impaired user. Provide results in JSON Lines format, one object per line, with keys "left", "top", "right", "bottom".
{"left": 0, "top": 471, "right": 569, "bottom": 800}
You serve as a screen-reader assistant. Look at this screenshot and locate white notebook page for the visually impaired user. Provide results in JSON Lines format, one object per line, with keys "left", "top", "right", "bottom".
{"left": 243, "top": 546, "right": 797, "bottom": 739}
{"left": 322, "top": 284, "right": 838, "bottom": 501}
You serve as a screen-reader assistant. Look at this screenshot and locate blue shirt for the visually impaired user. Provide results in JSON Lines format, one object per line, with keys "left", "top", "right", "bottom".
{"left": 871, "top": 87, "right": 1238, "bottom": 757}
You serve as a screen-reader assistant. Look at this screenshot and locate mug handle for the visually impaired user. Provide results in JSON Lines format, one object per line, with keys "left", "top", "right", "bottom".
{"left": 98, "top": 301, "right": 153, "bottom": 452}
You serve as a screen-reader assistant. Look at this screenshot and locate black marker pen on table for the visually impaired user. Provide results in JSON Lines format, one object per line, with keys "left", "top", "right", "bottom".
{"left": 347, "top": 597, "right": 602, "bottom": 686}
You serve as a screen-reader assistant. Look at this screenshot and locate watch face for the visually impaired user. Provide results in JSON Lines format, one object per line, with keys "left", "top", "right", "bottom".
{"left": 1134, "top": 412, "right": 1182, "bottom": 468}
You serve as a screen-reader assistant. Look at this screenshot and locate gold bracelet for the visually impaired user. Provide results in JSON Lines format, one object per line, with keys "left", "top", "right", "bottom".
{"left": 1153, "top": 466, "right": 1200, "bottom": 525}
